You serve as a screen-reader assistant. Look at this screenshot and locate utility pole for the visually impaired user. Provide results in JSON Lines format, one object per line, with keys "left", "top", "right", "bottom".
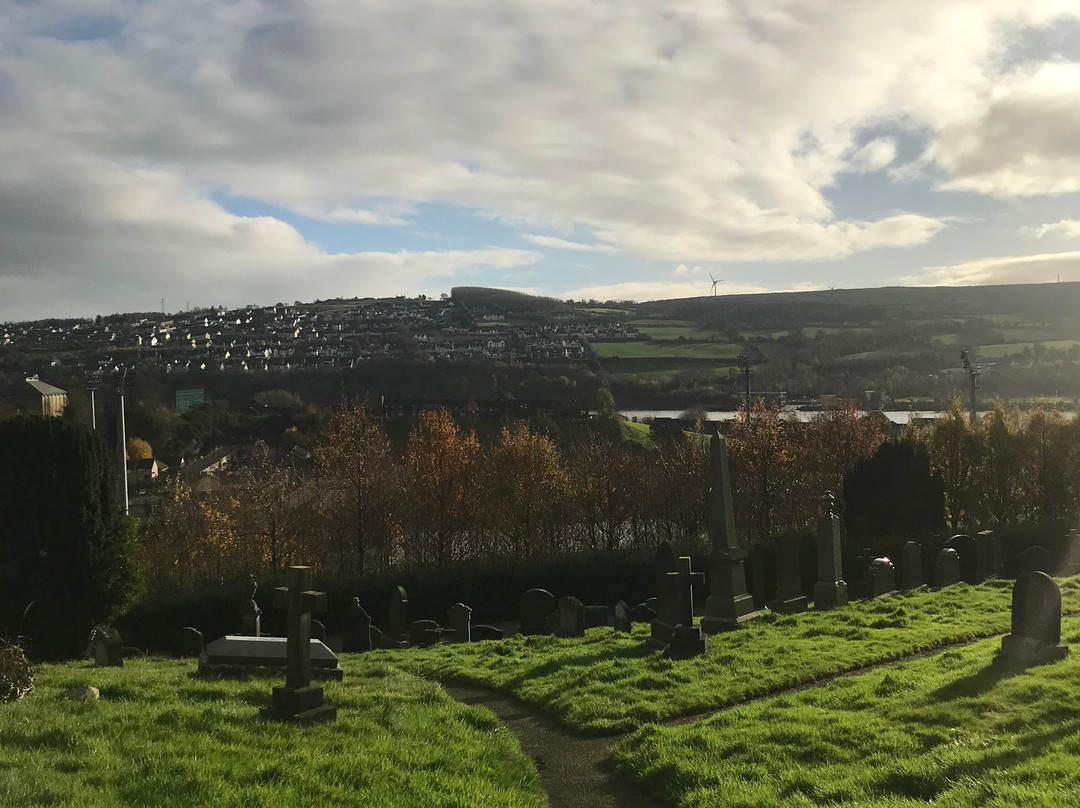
{"left": 961, "top": 350, "right": 981, "bottom": 425}
{"left": 85, "top": 370, "right": 102, "bottom": 431}
{"left": 115, "top": 368, "right": 132, "bottom": 516}
{"left": 736, "top": 355, "right": 755, "bottom": 410}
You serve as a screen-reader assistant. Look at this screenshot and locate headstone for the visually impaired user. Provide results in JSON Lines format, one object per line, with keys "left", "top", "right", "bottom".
{"left": 1062, "top": 529, "right": 1080, "bottom": 575}
{"left": 936, "top": 547, "right": 961, "bottom": 588}
{"left": 170, "top": 626, "right": 204, "bottom": 658}
{"left": 259, "top": 566, "right": 337, "bottom": 725}
{"left": 93, "top": 628, "right": 123, "bottom": 667}
{"left": 470, "top": 624, "right": 504, "bottom": 642}
{"left": 386, "top": 586, "right": 409, "bottom": 646}
{"left": 613, "top": 601, "right": 632, "bottom": 633}
{"left": 583, "top": 605, "right": 609, "bottom": 629}
{"left": 1021, "top": 545, "right": 1050, "bottom": 576}
{"left": 898, "top": 541, "right": 924, "bottom": 591}
{"left": 630, "top": 602, "right": 655, "bottom": 623}
{"left": 557, "top": 596, "right": 585, "bottom": 638}
{"left": 867, "top": 557, "right": 898, "bottom": 599}
{"left": 447, "top": 603, "right": 472, "bottom": 643}
{"left": 369, "top": 625, "right": 385, "bottom": 649}
{"left": 520, "top": 589, "right": 556, "bottom": 635}
{"left": 409, "top": 619, "right": 442, "bottom": 646}
{"left": 978, "top": 529, "right": 1002, "bottom": 578}
{"left": 544, "top": 609, "right": 560, "bottom": 634}
{"left": 767, "top": 536, "right": 808, "bottom": 614}
{"left": 239, "top": 576, "right": 262, "bottom": 637}
{"left": 341, "top": 598, "right": 372, "bottom": 652}
{"left": 944, "top": 534, "right": 989, "bottom": 584}
{"left": 813, "top": 492, "right": 849, "bottom": 609}
{"left": 701, "top": 436, "right": 760, "bottom": 632}
{"left": 310, "top": 618, "right": 326, "bottom": 643}
{"left": 198, "top": 635, "right": 343, "bottom": 680}
{"left": 664, "top": 623, "right": 707, "bottom": 659}
{"left": 995, "top": 571, "right": 1069, "bottom": 667}
{"left": 650, "top": 555, "right": 705, "bottom": 651}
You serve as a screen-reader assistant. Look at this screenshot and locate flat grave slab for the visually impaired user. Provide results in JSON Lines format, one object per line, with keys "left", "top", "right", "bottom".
{"left": 197, "top": 635, "right": 344, "bottom": 681}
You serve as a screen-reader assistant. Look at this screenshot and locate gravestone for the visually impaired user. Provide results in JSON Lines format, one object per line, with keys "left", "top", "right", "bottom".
{"left": 1062, "top": 530, "right": 1080, "bottom": 575}
{"left": 978, "top": 529, "right": 1002, "bottom": 578}
{"left": 767, "top": 536, "right": 808, "bottom": 614}
{"left": 995, "top": 571, "right": 1069, "bottom": 667}
{"left": 470, "top": 624, "right": 504, "bottom": 642}
{"left": 898, "top": 541, "right": 924, "bottom": 591}
{"left": 583, "top": 605, "right": 610, "bottom": 629}
{"left": 259, "top": 565, "right": 337, "bottom": 725}
{"left": 630, "top": 602, "right": 656, "bottom": 623}
{"left": 200, "top": 635, "right": 343, "bottom": 680}
{"left": 409, "top": 619, "right": 442, "bottom": 646}
{"left": 557, "top": 596, "right": 585, "bottom": 638}
{"left": 93, "top": 628, "right": 123, "bottom": 667}
{"left": 650, "top": 555, "right": 705, "bottom": 652}
{"left": 944, "top": 534, "right": 990, "bottom": 584}
{"left": 447, "top": 603, "right": 472, "bottom": 643}
{"left": 520, "top": 589, "right": 556, "bottom": 635}
{"left": 369, "top": 625, "right": 385, "bottom": 649}
{"left": 342, "top": 598, "right": 372, "bottom": 652}
{"left": 867, "top": 558, "right": 898, "bottom": 599}
{"left": 701, "top": 435, "right": 759, "bottom": 632}
{"left": 385, "top": 586, "right": 409, "bottom": 647}
{"left": 613, "top": 601, "right": 632, "bottom": 633}
{"left": 936, "top": 547, "right": 961, "bottom": 587}
{"left": 310, "top": 619, "right": 326, "bottom": 643}
{"left": 171, "top": 626, "right": 204, "bottom": 658}
{"left": 813, "top": 492, "right": 848, "bottom": 609}
{"left": 239, "top": 577, "right": 262, "bottom": 637}
{"left": 1021, "top": 545, "right": 1050, "bottom": 576}
{"left": 664, "top": 624, "right": 706, "bottom": 659}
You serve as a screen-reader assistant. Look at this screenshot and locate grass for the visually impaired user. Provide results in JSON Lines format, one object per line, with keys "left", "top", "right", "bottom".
{"left": 612, "top": 620, "right": 1080, "bottom": 807}
{"left": 397, "top": 578, "right": 1080, "bottom": 733}
{"left": 591, "top": 341, "right": 744, "bottom": 360}
{"left": 0, "top": 657, "right": 544, "bottom": 808}
{"left": 978, "top": 343, "right": 1033, "bottom": 359}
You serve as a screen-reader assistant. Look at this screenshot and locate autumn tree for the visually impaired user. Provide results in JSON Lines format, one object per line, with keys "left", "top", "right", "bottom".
{"left": 727, "top": 399, "right": 799, "bottom": 542}
{"left": 1015, "top": 407, "right": 1077, "bottom": 524}
{"left": 924, "top": 397, "right": 982, "bottom": 531}
{"left": 801, "top": 400, "right": 885, "bottom": 511}
{"left": 125, "top": 437, "right": 153, "bottom": 460}
{"left": 978, "top": 403, "right": 1021, "bottom": 524}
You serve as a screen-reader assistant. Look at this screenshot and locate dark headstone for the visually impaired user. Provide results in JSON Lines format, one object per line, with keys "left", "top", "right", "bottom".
{"left": 93, "top": 628, "right": 123, "bottom": 667}
{"left": 613, "top": 601, "right": 632, "bottom": 633}
{"left": 936, "top": 547, "right": 961, "bottom": 588}
{"left": 470, "top": 624, "right": 504, "bottom": 642}
{"left": 544, "top": 609, "right": 559, "bottom": 634}
{"left": 944, "top": 534, "right": 989, "bottom": 584}
{"left": 369, "top": 625, "right": 384, "bottom": 649}
{"left": 310, "top": 618, "right": 326, "bottom": 643}
{"left": 259, "top": 565, "right": 337, "bottom": 725}
{"left": 386, "top": 586, "right": 409, "bottom": 645}
{"left": 767, "top": 536, "right": 808, "bottom": 614}
{"left": 663, "top": 624, "right": 707, "bottom": 659}
{"left": 409, "top": 619, "right": 442, "bottom": 646}
{"left": 447, "top": 603, "right": 472, "bottom": 643}
{"left": 239, "top": 577, "right": 262, "bottom": 637}
{"left": 342, "top": 598, "right": 372, "bottom": 652}
{"left": 650, "top": 555, "right": 704, "bottom": 649}
{"left": 170, "top": 626, "right": 204, "bottom": 658}
{"left": 520, "top": 589, "right": 556, "bottom": 635}
{"left": 701, "top": 436, "right": 760, "bottom": 632}
{"left": 630, "top": 602, "right": 656, "bottom": 623}
{"left": 583, "top": 605, "right": 610, "bottom": 629}
{"left": 898, "top": 541, "right": 924, "bottom": 591}
{"left": 1062, "top": 530, "right": 1080, "bottom": 575}
{"left": 813, "top": 492, "right": 848, "bottom": 609}
{"left": 996, "top": 571, "right": 1069, "bottom": 667}
{"left": 557, "top": 596, "right": 585, "bottom": 638}
{"left": 867, "top": 557, "right": 898, "bottom": 599}
{"left": 1021, "top": 545, "right": 1050, "bottom": 576}
{"left": 978, "top": 529, "right": 1002, "bottom": 578}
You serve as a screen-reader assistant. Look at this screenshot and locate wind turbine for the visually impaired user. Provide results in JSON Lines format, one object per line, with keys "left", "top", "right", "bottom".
{"left": 709, "top": 274, "right": 724, "bottom": 296}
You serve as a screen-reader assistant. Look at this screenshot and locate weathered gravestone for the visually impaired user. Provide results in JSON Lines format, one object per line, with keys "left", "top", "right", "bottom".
{"left": 583, "top": 605, "right": 610, "bottom": 629}
{"left": 385, "top": 586, "right": 409, "bottom": 647}
{"left": 631, "top": 601, "right": 657, "bottom": 622}
{"left": 867, "top": 558, "right": 898, "bottom": 599}
{"left": 93, "top": 628, "right": 123, "bottom": 667}
{"left": 447, "top": 603, "right": 472, "bottom": 643}
{"left": 995, "top": 570, "right": 1069, "bottom": 667}
{"left": 898, "top": 541, "right": 924, "bottom": 591}
{"left": 701, "top": 436, "right": 760, "bottom": 632}
{"left": 557, "top": 596, "right": 585, "bottom": 638}
{"left": 520, "top": 589, "right": 556, "bottom": 635}
{"left": 170, "top": 626, "right": 204, "bottom": 658}
{"left": 1021, "top": 545, "right": 1050, "bottom": 576}
{"left": 1062, "top": 530, "right": 1080, "bottom": 575}
{"left": 814, "top": 492, "right": 848, "bottom": 609}
{"left": 650, "top": 555, "right": 706, "bottom": 657}
{"left": 978, "top": 529, "right": 1002, "bottom": 578}
{"left": 310, "top": 619, "right": 326, "bottom": 643}
{"left": 613, "top": 601, "right": 633, "bottom": 633}
{"left": 470, "top": 624, "right": 504, "bottom": 642}
{"left": 239, "top": 577, "right": 262, "bottom": 637}
{"left": 944, "top": 534, "right": 991, "bottom": 584}
{"left": 409, "top": 619, "right": 442, "bottom": 646}
{"left": 342, "top": 598, "right": 372, "bottom": 652}
{"left": 260, "top": 566, "right": 338, "bottom": 725}
{"left": 767, "top": 536, "right": 808, "bottom": 614}
{"left": 936, "top": 547, "right": 961, "bottom": 588}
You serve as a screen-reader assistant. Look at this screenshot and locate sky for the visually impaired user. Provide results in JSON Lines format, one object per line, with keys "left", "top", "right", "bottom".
{"left": 3, "top": 1, "right": 1080, "bottom": 321}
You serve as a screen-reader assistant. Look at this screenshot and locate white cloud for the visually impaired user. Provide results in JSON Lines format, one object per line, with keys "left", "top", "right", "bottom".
{"left": 1032, "top": 219, "right": 1080, "bottom": 239}
{"left": 561, "top": 280, "right": 769, "bottom": 302}
{"left": 849, "top": 138, "right": 898, "bottom": 174}
{"left": 902, "top": 250, "right": 1080, "bottom": 287}
{"left": 522, "top": 235, "right": 622, "bottom": 255}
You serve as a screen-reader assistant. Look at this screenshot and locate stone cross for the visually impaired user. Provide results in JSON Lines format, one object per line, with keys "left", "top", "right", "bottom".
{"left": 273, "top": 566, "right": 327, "bottom": 690}
{"left": 669, "top": 556, "right": 705, "bottom": 627}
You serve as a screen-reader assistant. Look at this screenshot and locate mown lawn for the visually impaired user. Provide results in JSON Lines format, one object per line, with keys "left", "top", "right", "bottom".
{"left": 396, "top": 578, "right": 1080, "bottom": 733}
{"left": 0, "top": 657, "right": 545, "bottom": 808}
{"left": 591, "top": 341, "right": 744, "bottom": 360}
{"left": 613, "top": 619, "right": 1080, "bottom": 807}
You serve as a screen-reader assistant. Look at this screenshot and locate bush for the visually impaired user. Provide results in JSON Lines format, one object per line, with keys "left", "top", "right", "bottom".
{"left": 0, "top": 642, "right": 34, "bottom": 702}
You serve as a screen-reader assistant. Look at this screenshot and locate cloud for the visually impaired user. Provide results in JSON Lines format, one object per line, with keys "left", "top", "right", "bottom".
{"left": 561, "top": 280, "right": 769, "bottom": 302}
{"left": 522, "top": 234, "right": 622, "bottom": 255}
{"left": 902, "top": 250, "right": 1080, "bottom": 287}
{"left": 849, "top": 138, "right": 898, "bottom": 174}
{"left": 1031, "top": 219, "right": 1080, "bottom": 239}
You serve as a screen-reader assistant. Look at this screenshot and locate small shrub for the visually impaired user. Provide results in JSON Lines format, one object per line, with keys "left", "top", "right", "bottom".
{"left": 0, "top": 641, "right": 34, "bottom": 702}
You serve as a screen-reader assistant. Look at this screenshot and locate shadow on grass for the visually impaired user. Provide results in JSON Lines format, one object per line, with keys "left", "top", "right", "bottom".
{"left": 501, "top": 642, "right": 656, "bottom": 694}
{"left": 929, "top": 663, "right": 1016, "bottom": 701}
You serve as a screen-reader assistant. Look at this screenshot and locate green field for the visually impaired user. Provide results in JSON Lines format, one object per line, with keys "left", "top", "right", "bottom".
{"left": 591, "top": 341, "right": 744, "bottom": 360}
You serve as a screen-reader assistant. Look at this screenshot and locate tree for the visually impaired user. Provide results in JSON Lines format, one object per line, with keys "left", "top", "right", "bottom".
{"left": 126, "top": 437, "right": 153, "bottom": 460}
{"left": 925, "top": 397, "right": 981, "bottom": 531}
{"left": 727, "top": 400, "right": 798, "bottom": 542}
{"left": 978, "top": 403, "right": 1020, "bottom": 524}
{"left": 843, "top": 439, "right": 945, "bottom": 539}
{"left": 0, "top": 417, "right": 141, "bottom": 660}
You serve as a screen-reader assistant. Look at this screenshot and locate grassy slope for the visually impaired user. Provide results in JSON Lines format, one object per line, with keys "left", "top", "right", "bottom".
{"left": 613, "top": 619, "right": 1080, "bottom": 807}
{"left": 591, "top": 341, "right": 744, "bottom": 360}
{"left": 0, "top": 657, "right": 544, "bottom": 808}
{"left": 397, "top": 578, "right": 1080, "bottom": 733}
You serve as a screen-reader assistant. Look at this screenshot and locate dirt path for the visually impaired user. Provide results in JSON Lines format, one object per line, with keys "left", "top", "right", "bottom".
{"left": 443, "top": 682, "right": 664, "bottom": 808}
